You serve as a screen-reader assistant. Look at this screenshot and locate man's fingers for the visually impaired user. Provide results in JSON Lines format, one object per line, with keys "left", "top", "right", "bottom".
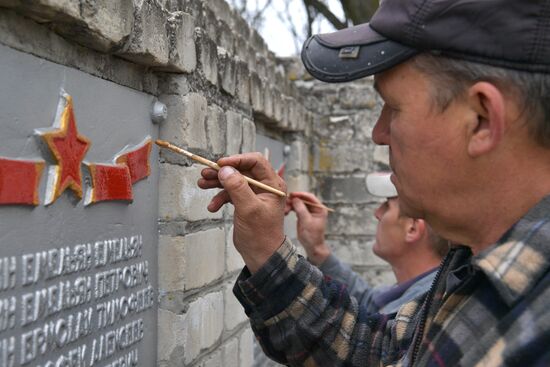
{"left": 292, "top": 198, "right": 311, "bottom": 220}
{"left": 218, "top": 153, "right": 280, "bottom": 185}
{"left": 290, "top": 191, "right": 322, "bottom": 205}
{"left": 201, "top": 168, "right": 219, "bottom": 180}
{"left": 207, "top": 189, "right": 231, "bottom": 212}
{"left": 198, "top": 177, "right": 223, "bottom": 189}
{"left": 218, "top": 166, "right": 260, "bottom": 212}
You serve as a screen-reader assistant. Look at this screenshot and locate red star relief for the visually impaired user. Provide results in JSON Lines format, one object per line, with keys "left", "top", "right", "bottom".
{"left": 40, "top": 94, "right": 91, "bottom": 204}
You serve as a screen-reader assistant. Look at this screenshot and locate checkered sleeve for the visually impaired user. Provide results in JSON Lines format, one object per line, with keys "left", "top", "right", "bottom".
{"left": 233, "top": 238, "right": 418, "bottom": 366}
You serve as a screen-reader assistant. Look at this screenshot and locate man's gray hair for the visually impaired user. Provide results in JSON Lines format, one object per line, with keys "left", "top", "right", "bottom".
{"left": 413, "top": 53, "right": 550, "bottom": 147}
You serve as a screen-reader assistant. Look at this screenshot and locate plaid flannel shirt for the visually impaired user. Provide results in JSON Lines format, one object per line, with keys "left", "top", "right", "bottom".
{"left": 233, "top": 195, "right": 550, "bottom": 366}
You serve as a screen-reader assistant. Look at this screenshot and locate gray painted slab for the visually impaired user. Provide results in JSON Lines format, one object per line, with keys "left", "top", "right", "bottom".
{"left": 0, "top": 44, "right": 158, "bottom": 366}
{"left": 255, "top": 134, "right": 285, "bottom": 171}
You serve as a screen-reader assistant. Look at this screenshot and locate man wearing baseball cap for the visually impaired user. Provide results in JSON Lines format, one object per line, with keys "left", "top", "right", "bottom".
{"left": 198, "top": 0, "right": 550, "bottom": 365}
{"left": 286, "top": 172, "right": 447, "bottom": 315}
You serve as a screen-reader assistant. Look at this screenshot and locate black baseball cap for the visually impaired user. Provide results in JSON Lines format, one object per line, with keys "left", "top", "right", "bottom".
{"left": 302, "top": 0, "right": 550, "bottom": 83}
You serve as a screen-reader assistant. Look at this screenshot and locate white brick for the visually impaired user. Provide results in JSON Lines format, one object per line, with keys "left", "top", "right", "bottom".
{"left": 159, "top": 93, "right": 208, "bottom": 154}
{"left": 158, "top": 309, "right": 186, "bottom": 366}
{"left": 235, "top": 61, "right": 250, "bottom": 104}
{"left": 201, "top": 350, "right": 222, "bottom": 367}
{"left": 224, "top": 283, "right": 248, "bottom": 331}
{"left": 196, "top": 29, "right": 218, "bottom": 85}
{"left": 183, "top": 292, "right": 224, "bottom": 364}
{"left": 219, "top": 53, "right": 236, "bottom": 96}
{"left": 285, "top": 173, "right": 310, "bottom": 193}
{"left": 206, "top": 104, "right": 227, "bottom": 156}
{"left": 159, "top": 164, "right": 222, "bottom": 222}
{"left": 226, "top": 110, "right": 243, "bottom": 155}
{"left": 158, "top": 235, "right": 186, "bottom": 292}
{"left": 119, "top": 0, "right": 169, "bottom": 66}
{"left": 241, "top": 118, "right": 256, "bottom": 153}
{"left": 286, "top": 140, "right": 309, "bottom": 172}
{"left": 239, "top": 327, "right": 255, "bottom": 367}
{"left": 166, "top": 11, "right": 196, "bottom": 73}
{"left": 222, "top": 337, "right": 240, "bottom": 367}
{"left": 183, "top": 228, "right": 225, "bottom": 290}
{"left": 226, "top": 225, "right": 245, "bottom": 273}
{"left": 283, "top": 211, "right": 298, "bottom": 244}
{"left": 2, "top": 0, "right": 133, "bottom": 53}
{"left": 373, "top": 145, "right": 390, "bottom": 166}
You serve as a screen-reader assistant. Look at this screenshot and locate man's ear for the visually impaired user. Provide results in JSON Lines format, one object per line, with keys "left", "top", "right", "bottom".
{"left": 405, "top": 219, "right": 425, "bottom": 243}
{"left": 466, "top": 82, "right": 506, "bottom": 157}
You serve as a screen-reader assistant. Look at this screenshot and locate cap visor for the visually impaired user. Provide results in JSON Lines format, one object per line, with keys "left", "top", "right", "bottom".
{"left": 301, "top": 23, "right": 418, "bottom": 83}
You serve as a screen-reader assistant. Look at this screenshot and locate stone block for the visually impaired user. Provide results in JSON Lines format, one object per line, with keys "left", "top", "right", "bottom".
{"left": 217, "top": 19, "right": 235, "bottom": 55}
{"left": 221, "top": 338, "right": 240, "bottom": 367}
{"left": 201, "top": 350, "right": 223, "bottom": 367}
{"left": 373, "top": 145, "right": 390, "bottom": 166}
{"left": 226, "top": 110, "right": 243, "bottom": 155}
{"left": 285, "top": 173, "right": 310, "bottom": 193}
{"left": 313, "top": 141, "right": 373, "bottom": 173}
{"left": 263, "top": 86, "right": 275, "bottom": 121}
{"left": 206, "top": 104, "right": 227, "bottom": 156}
{"left": 159, "top": 93, "right": 208, "bottom": 158}
{"left": 158, "top": 309, "right": 186, "bottom": 367}
{"left": 181, "top": 228, "right": 225, "bottom": 290}
{"left": 286, "top": 140, "right": 309, "bottom": 172}
{"left": 319, "top": 175, "right": 371, "bottom": 204}
{"left": 200, "top": 7, "right": 218, "bottom": 41}
{"left": 118, "top": 0, "right": 169, "bottom": 67}
{"left": 239, "top": 327, "right": 255, "bottom": 367}
{"left": 280, "top": 96, "right": 293, "bottom": 129}
{"left": 249, "top": 28, "right": 267, "bottom": 56}
{"left": 226, "top": 225, "right": 245, "bottom": 273}
{"left": 328, "top": 237, "right": 389, "bottom": 268}
{"left": 182, "top": 292, "right": 224, "bottom": 364}
{"left": 255, "top": 56, "right": 267, "bottom": 80}
{"left": 224, "top": 283, "right": 248, "bottom": 331}
{"left": 206, "top": 0, "right": 233, "bottom": 27}
{"left": 195, "top": 28, "right": 218, "bottom": 86}
{"left": 165, "top": 11, "right": 196, "bottom": 73}
{"left": 249, "top": 73, "right": 264, "bottom": 113}
{"left": 241, "top": 118, "right": 256, "bottom": 153}
{"left": 284, "top": 211, "right": 298, "bottom": 244}
{"left": 326, "top": 204, "right": 378, "bottom": 236}
{"left": 218, "top": 52, "right": 237, "bottom": 96}
{"left": 272, "top": 88, "right": 284, "bottom": 124}
{"left": 159, "top": 163, "right": 223, "bottom": 222}
{"left": 246, "top": 45, "right": 257, "bottom": 73}
{"left": 314, "top": 115, "right": 355, "bottom": 142}
{"left": 231, "top": 12, "right": 250, "bottom": 39}
{"left": 157, "top": 73, "right": 190, "bottom": 95}
{"left": 235, "top": 60, "right": 250, "bottom": 104}
{"left": 158, "top": 235, "right": 186, "bottom": 292}
{"left": 234, "top": 35, "right": 248, "bottom": 63}
{"left": 1, "top": 0, "right": 134, "bottom": 53}
{"left": 339, "top": 84, "right": 378, "bottom": 110}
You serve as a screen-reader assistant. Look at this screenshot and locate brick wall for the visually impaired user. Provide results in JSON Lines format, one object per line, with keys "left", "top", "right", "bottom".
{"left": 0, "top": 0, "right": 391, "bottom": 365}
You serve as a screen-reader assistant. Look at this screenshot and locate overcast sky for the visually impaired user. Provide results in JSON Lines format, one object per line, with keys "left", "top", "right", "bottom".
{"left": 238, "top": 1, "right": 345, "bottom": 57}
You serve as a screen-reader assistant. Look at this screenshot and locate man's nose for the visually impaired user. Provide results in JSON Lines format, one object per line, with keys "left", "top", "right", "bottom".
{"left": 372, "top": 104, "right": 391, "bottom": 145}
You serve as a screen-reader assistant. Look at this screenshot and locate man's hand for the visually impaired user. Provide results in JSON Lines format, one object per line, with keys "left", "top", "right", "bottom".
{"left": 197, "top": 153, "right": 286, "bottom": 273}
{"left": 285, "top": 192, "right": 331, "bottom": 266}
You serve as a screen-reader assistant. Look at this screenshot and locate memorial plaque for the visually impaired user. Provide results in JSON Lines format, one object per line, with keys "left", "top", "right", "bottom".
{"left": 0, "top": 44, "right": 159, "bottom": 366}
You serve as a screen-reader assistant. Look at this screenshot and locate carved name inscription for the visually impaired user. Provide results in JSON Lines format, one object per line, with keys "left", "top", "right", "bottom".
{"left": 0, "top": 235, "right": 154, "bottom": 367}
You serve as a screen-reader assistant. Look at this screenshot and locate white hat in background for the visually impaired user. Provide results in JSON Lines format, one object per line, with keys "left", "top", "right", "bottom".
{"left": 366, "top": 172, "right": 398, "bottom": 198}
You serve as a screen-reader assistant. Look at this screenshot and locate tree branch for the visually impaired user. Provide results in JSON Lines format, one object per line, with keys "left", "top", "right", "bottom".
{"left": 303, "top": 0, "right": 347, "bottom": 30}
